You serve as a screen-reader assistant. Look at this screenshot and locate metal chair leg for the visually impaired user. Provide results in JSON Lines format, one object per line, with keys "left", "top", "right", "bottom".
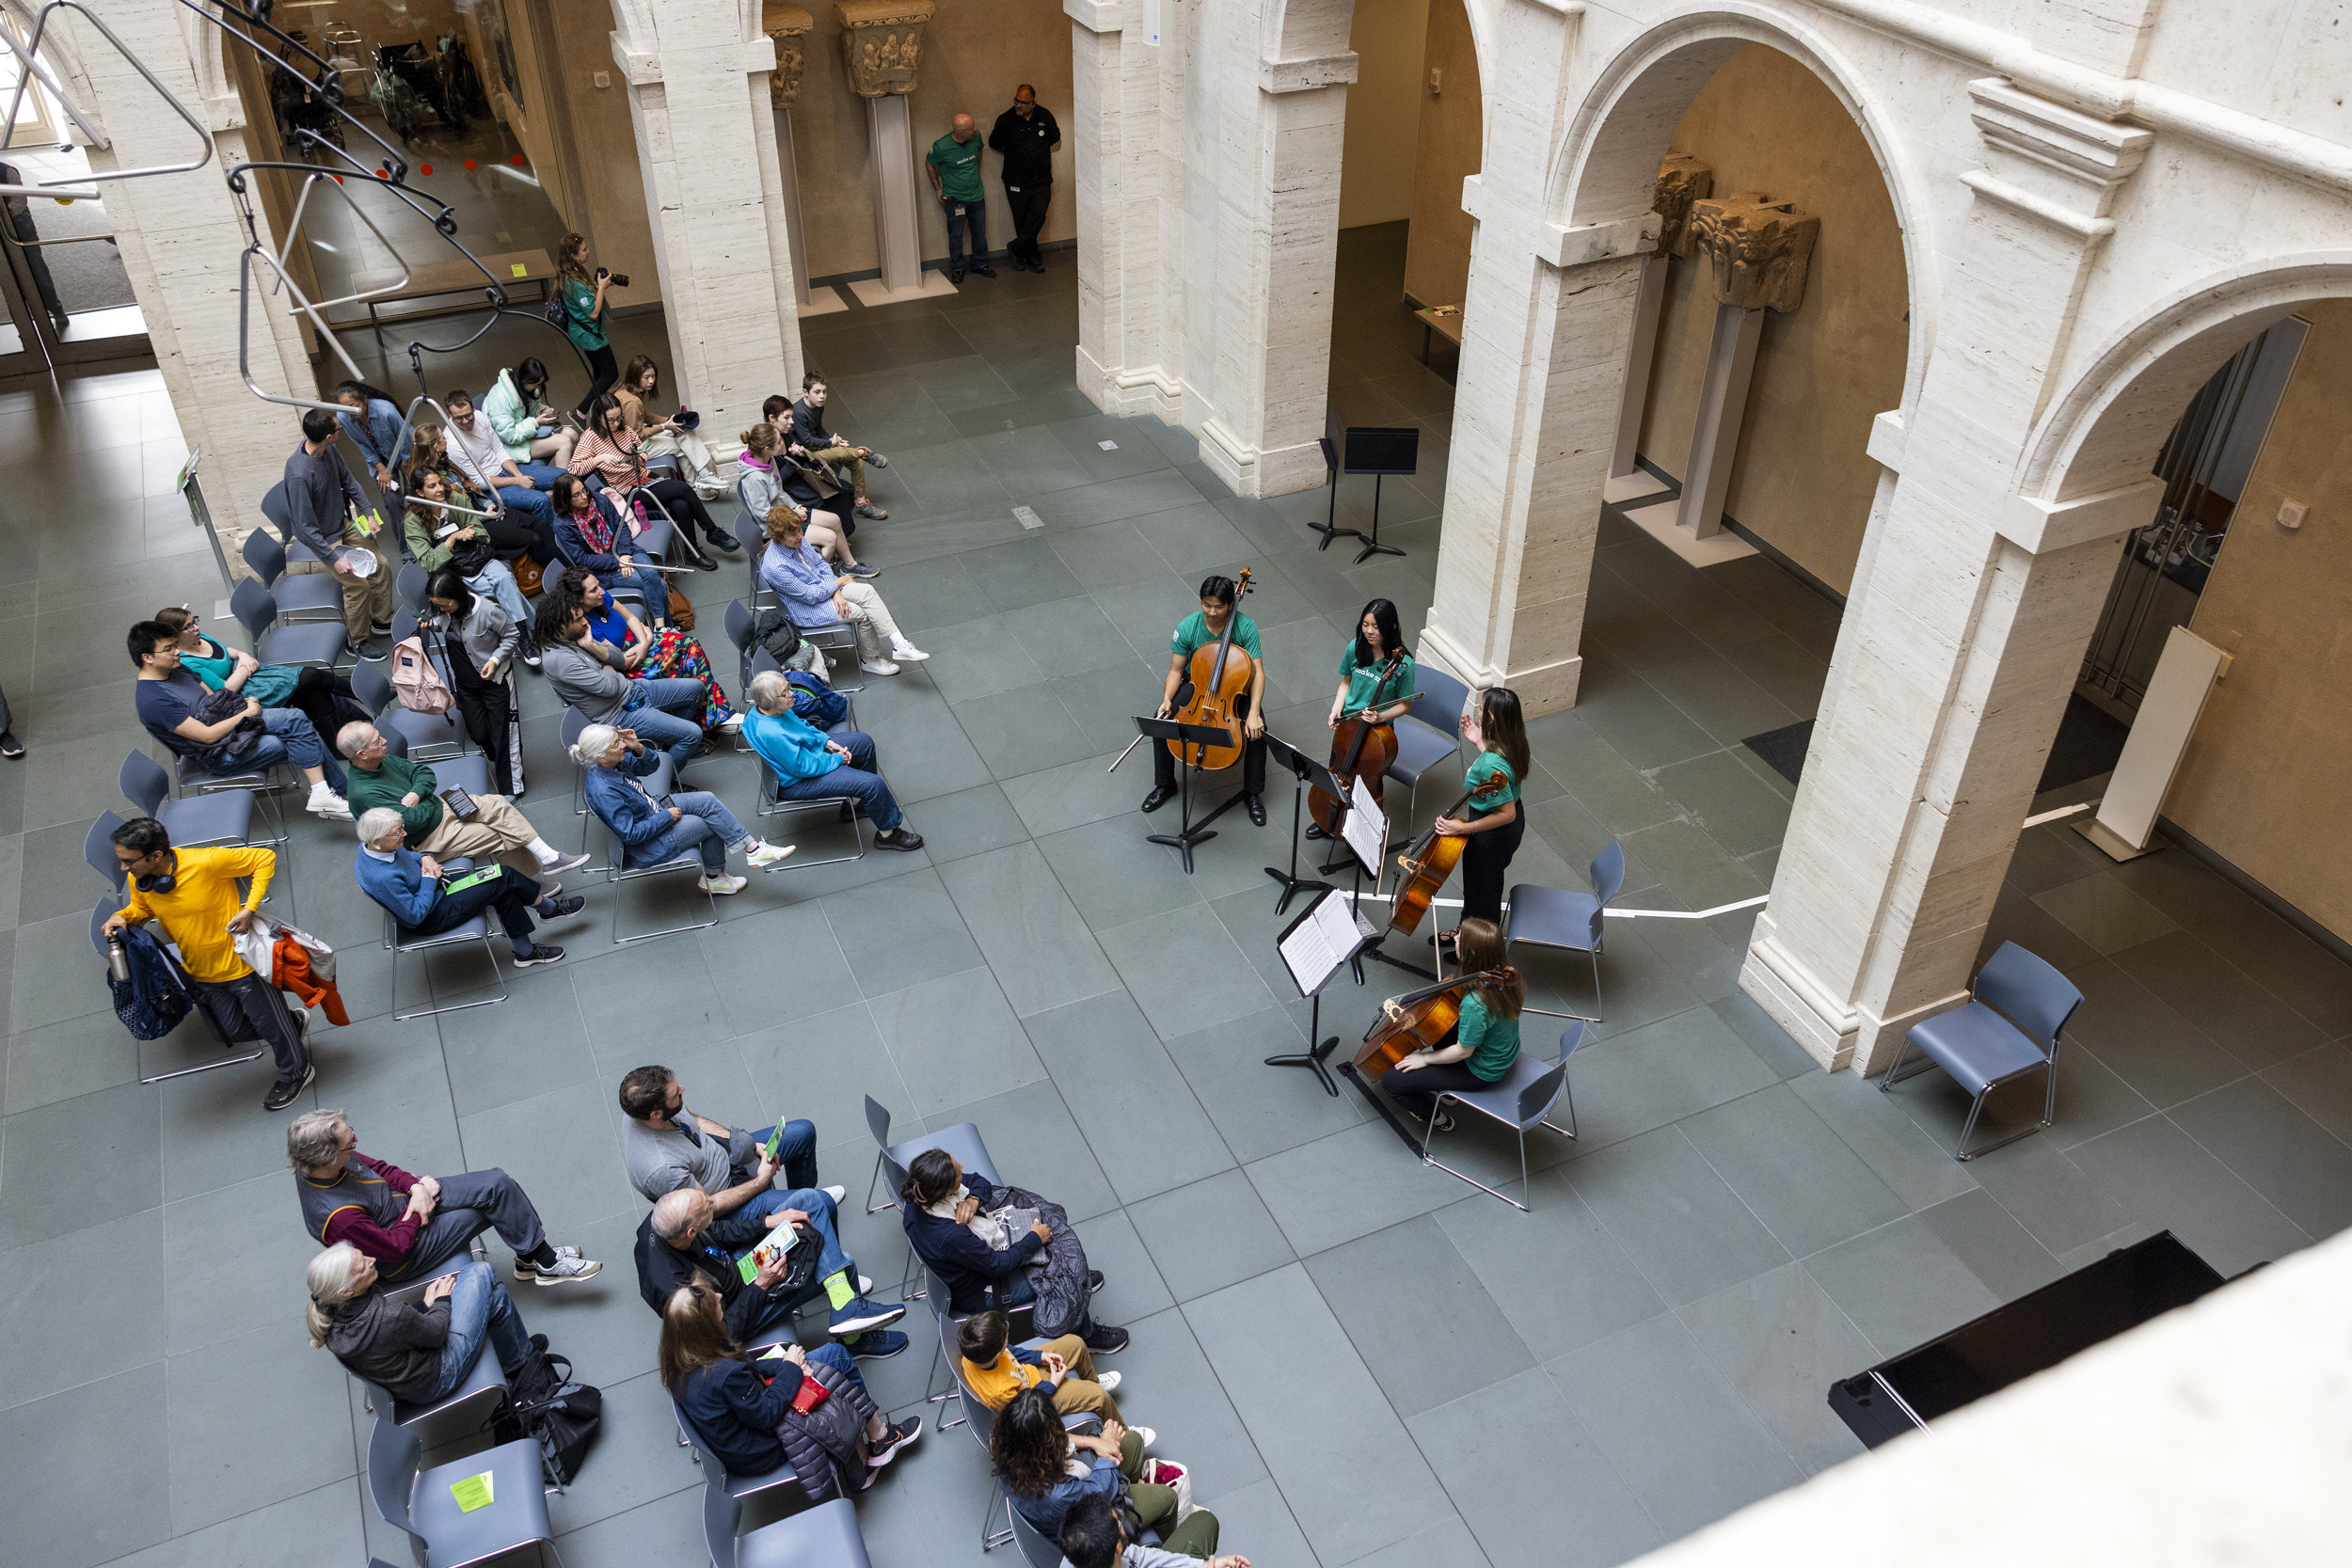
{"left": 1418, "top": 1092, "right": 1534, "bottom": 1212}
{"left": 981, "top": 1486, "right": 1014, "bottom": 1552}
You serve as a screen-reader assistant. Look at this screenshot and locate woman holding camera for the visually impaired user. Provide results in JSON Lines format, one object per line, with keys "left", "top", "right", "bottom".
{"left": 556, "top": 231, "right": 621, "bottom": 419}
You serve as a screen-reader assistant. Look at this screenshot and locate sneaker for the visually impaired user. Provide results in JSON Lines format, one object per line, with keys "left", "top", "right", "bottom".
{"left": 512, "top": 1244, "right": 586, "bottom": 1281}
{"left": 888, "top": 641, "right": 930, "bottom": 663}
{"left": 970, "top": 261, "right": 997, "bottom": 278}
{"left": 856, "top": 1274, "right": 874, "bottom": 1294}
{"left": 866, "top": 1417, "right": 923, "bottom": 1466}
{"left": 0, "top": 731, "right": 21, "bottom": 759}
{"left": 706, "top": 530, "right": 741, "bottom": 553}
{"left": 1087, "top": 1270, "right": 1104, "bottom": 1291}
{"left": 746, "top": 840, "right": 797, "bottom": 869}
{"left": 536, "top": 895, "right": 586, "bottom": 920}
{"left": 262, "top": 1060, "right": 315, "bottom": 1112}
{"left": 306, "top": 790, "right": 354, "bottom": 821}
{"left": 844, "top": 1326, "right": 910, "bottom": 1360}
{"left": 829, "top": 1296, "right": 908, "bottom": 1336}
{"left": 370, "top": 621, "right": 396, "bottom": 638}
{"left": 513, "top": 943, "right": 566, "bottom": 967}
{"left": 845, "top": 560, "right": 881, "bottom": 578}
{"left": 532, "top": 1251, "right": 603, "bottom": 1286}
{"left": 824, "top": 1185, "right": 849, "bottom": 1204}
{"left": 717, "top": 712, "right": 746, "bottom": 734}
{"left": 858, "top": 657, "right": 900, "bottom": 676}
{"left": 353, "top": 639, "right": 388, "bottom": 661}
{"left": 854, "top": 499, "right": 888, "bottom": 520}
{"left": 874, "top": 826, "right": 925, "bottom": 852}
{"left": 699, "top": 873, "right": 748, "bottom": 895}
{"left": 522, "top": 649, "right": 543, "bottom": 670}
{"left": 1131, "top": 1427, "right": 1159, "bottom": 1456}
{"left": 1095, "top": 1370, "right": 1122, "bottom": 1394}
{"left": 1083, "top": 1323, "right": 1131, "bottom": 1354}
{"left": 540, "top": 850, "right": 592, "bottom": 879}
{"left": 863, "top": 451, "right": 888, "bottom": 469}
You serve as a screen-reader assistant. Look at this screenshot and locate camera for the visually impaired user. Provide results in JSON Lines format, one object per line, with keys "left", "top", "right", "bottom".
{"left": 596, "top": 267, "right": 629, "bottom": 288}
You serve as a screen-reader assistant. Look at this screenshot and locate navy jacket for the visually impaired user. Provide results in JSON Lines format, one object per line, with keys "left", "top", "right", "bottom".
{"left": 554, "top": 491, "right": 644, "bottom": 576}
{"left": 902, "top": 1171, "right": 1045, "bottom": 1315}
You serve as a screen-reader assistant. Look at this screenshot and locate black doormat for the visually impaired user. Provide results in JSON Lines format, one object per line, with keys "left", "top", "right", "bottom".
{"left": 1740, "top": 698, "right": 2134, "bottom": 795}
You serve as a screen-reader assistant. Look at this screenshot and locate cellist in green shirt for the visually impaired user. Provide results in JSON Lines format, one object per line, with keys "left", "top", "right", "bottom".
{"left": 1309, "top": 598, "right": 1416, "bottom": 841}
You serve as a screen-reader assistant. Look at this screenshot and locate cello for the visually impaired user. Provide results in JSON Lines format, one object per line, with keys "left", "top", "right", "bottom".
{"left": 1164, "top": 568, "right": 1256, "bottom": 771}
{"left": 1310, "top": 645, "right": 1406, "bottom": 836}
{"left": 1353, "top": 967, "right": 1516, "bottom": 1081}
{"left": 1383, "top": 772, "right": 1509, "bottom": 936}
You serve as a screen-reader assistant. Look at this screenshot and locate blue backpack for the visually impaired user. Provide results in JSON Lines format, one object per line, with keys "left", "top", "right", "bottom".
{"left": 786, "top": 670, "right": 849, "bottom": 728}
{"left": 108, "top": 924, "right": 195, "bottom": 1041}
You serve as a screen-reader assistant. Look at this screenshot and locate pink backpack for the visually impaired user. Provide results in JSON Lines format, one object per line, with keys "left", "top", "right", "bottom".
{"left": 389, "top": 636, "right": 453, "bottom": 715}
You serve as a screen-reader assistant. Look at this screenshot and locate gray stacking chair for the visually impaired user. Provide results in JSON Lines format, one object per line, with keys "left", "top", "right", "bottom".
{"left": 241, "top": 524, "right": 345, "bottom": 622}
{"left": 352, "top": 652, "right": 468, "bottom": 764}
{"left": 351, "top": 1278, "right": 509, "bottom": 1442}
{"left": 863, "top": 1094, "right": 999, "bottom": 1214}
{"left": 1882, "top": 941, "right": 2083, "bottom": 1161}
{"left": 84, "top": 812, "right": 127, "bottom": 891}
{"left": 1417, "top": 1022, "right": 1584, "bottom": 1211}
{"left": 1384, "top": 664, "right": 1471, "bottom": 820}
{"left": 373, "top": 857, "right": 510, "bottom": 1022}
{"left": 364, "top": 1414, "right": 555, "bottom": 1568}
{"left": 1503, "top": 839, "right": 1625, "bottom": 1020}
{"left": 736, "top": 1497, "right": 871, "bottom": 1568}
{"left": 592, "top": 793, "right": 720, "bottom": 946}
{"left": 682, "top": 1419, "right": 802, "bottom": 1568}
{"left": 231, "top": 576, "right": 347, "bottom": 670}
{"left": 120, "top": 751, "right": 259, "bottom": 851}
{"left": 89, "top": 896, "right": 270, "bottom": 1085}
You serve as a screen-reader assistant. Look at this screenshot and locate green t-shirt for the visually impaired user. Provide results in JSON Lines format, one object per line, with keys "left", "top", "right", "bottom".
{"left": 1337, "top": 645, "right": 1415, "bottom": 715}
{"left": 1458, "top": 989, "right": 1521, "bottom": 1083}
{"left": 1171, "top": 610, "right": 1261, "bottom": 666}
{"left": 1462, "top": 750, "right": 1519, "bottom": 818}
{"left": 928, "top": 133, "right": 985, "bottom": 202}
{"left": 559, "top": 277, "right": 609, "bottom": 353}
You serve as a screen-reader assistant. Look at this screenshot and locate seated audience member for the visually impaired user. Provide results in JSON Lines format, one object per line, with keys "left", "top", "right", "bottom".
{"left": 617, "top": 1063, "right": 819, "bottom": 1205}
{"left": 764, "top": 392, "right": 868, "bottom": 534}
{"left": 660, "top": 1282, "right": 921, "bottom": 1497}
{"left": 288, "top": 1107, "right": 602, "bottom": 1284}
{"left": 283, "top": 405, "right": 394, "bottom": 661}
{"left": 635, "top": 1186, "right": 908, "bottom": 1351}
{"left": 616, "top": 354, "right": 726, "bottom": 498}
{"left": 1060, "top": 1490, "right": 1247, "bottom": 1568}
{"left": 742, "top": 669, "right": 923, "bottom": 851}
{"left": 129, "top": 619, "right": 352, "bottom": 820}
{"left": 339, "top": 721, "right": 583, "bottom": 882}
{"left": 538, "top": 597, "right": 722, "bottom": 779}
{"left": 959, "top": 1308, "right": 1123, "bottom": 1423}
{"left": 422, "top": 570, "right": 528, "bottom": 791}
{"left": 736, "top": 422, "right": 872, "bottom": 577}
{"left": 484, "top": 355, "right": 575, "bottom": 468}
{"left": 550, "top": 472, "right": 670, "bottom": 621}
{"left": 562, "top": 566, "right": 735, "bottom": 729}
{"left": 572, "top": 722, "right": 790, "bottom": 895}
{"left": 354, "top": 806, "right": 582, "bottom": 967}
{"left": 759, "top": 506, "right": 929, "bottom": 676}
{"left": 152, "top": 604, "right": 364, "bottom": 751}
{"left": 441, "top": 388, "right": 563, "bottom": 559}
{"left": 308, "top": 1242, "right": 535, "bottom": 1405}
{"left": 334, "top": 378, "right": 411, "bottom": 493}
{"left": 900, "top": 1148, "right": 1127, "bottom": 1353}
{"left": 402, "top": 467, "right": 532, "bottom": 641}
{"left": 789, "top": 372, "right": 889, "bottom": 521}
{"left": 994, "top": 1387, "right": 1200, "bottom": 1546}
{"left": 569, "top": 392, "right": 736, "bottom": 567}
{"left": 103, "top": 817, "right": 314, "bottom": 1112}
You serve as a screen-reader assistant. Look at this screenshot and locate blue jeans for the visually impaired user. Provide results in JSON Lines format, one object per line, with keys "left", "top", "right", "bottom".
{"left": 496, "top": 478, "right": 556, "bottom": 527}
{"left": 772, "top": 731, "right": 901, "bottom": 831}
{"left": 619, "top": 676, "right": 709, "bottom": 776}
{"left": 245, "top": 705, "right": 346, "bottom": 792}
{"left": 467, "top": 559, "right": 531, "bottom": 631}
{"left": 737, "top": 1185, "right": 856, "bottom": 1331}
{"left": 630, "top": 787, "right": 751, "bottom": 874}
{"left": 602, "top": 560, "right": 671, "bottom": 621}
{"left": 425, "top": 1259, "right": 532, "bottom": 1401}
{"left": 737, "top": 1118, "right": 818, "bottom": 1192}
{"left": 942, "top": 198, "right": 986, "bottom": 269}
{"left": 515, "top": 461, "right": 566, "bottom": 491}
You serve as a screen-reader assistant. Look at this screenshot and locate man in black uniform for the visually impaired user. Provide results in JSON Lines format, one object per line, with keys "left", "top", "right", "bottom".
{"left": 988, "top": 84, "right": 1061, "bottom": 273}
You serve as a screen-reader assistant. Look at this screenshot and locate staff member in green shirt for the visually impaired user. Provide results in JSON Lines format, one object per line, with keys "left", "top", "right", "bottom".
{"left": 1434, "top": 686, "right": 1529, "bottom": 950}
{"left": 1143, "top": 575, "right": 1270, "bottom": 825}
{"left": 556, "top": 231, "right": 622, "bottom": 420}
{"left": 926, "top": 113, "right": 995, "bottom": 283}
{"left": 1382, "top": 918, "right": 1524, "bottom": 1132}
{"left": 1309, "top": 597, "right": 1417, "bottom": 841}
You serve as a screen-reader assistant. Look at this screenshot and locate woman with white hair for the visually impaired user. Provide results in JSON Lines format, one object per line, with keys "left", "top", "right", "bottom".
{"left": 741, "top": 669, "right": 923, "bottom": 851}
{"left": 571, "top": 723, "right": 793, "bottom": 895}
{"left": 306, "top": 1240, "right": 536, "bottom": 1405}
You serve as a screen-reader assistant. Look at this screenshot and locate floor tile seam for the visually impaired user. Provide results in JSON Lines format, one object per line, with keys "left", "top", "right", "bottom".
{"left": 807, "top": 895, "right": 933, "bottom": 1136}
{"left": 1664, "top": 1267, "right": 1871, "bottom": 1482}
{"left": 1526, "top": 1127, "right": 1719, "bottom": 1313}
{"left": 2168, "top": 922, "right": 2352, "bottom": 1045}
{"left": 2068, "top": 1025, "right": 2255, "bottom": 1112}
{"left": 1528, "top": 1355, "right": 1677, "bottom": 1549}
{"left": 1667, "top": 1104, "right": 1815, "bottom": 1270}
{"left": 1157, "top": 1295, "right": 1280, "bottom": 1500}
{"left": 2138, "top": 1103, "right": 2327, "bottom": 1239}
{"left": 547, "top": 1474, "right": 705, "bottom": 1541}
{"left": 1786, "top": 1247, "right": 1891, "bottom": 1363}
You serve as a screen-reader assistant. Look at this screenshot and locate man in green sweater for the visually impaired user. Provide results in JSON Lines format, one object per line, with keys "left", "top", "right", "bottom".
{"left": 337, "top": 721, "right": 588, "bottom": 884}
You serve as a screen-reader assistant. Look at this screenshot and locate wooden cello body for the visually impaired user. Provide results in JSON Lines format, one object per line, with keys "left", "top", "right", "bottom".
{"left": 1384, "top": 773, "right": 1507, "bottom": 936}
{"left": 1353, "top": 968, "right": 1513, "bottom": 1081}
{"left": 1165, "top": 569, "right": 1255, "bottom": 771}
{"left": 1311, "top": 648, "right": 1405, "bottom": 834}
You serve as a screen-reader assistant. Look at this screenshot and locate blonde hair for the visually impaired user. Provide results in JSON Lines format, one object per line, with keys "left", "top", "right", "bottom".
{"left": 305, "top": 1242, "right": 365, "bottom": 1348}
{"left": 568, "top": 723, "right": 620, "bottom": 767}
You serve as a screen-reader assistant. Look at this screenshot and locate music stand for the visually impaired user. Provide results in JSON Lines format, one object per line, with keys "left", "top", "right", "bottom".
{"left": 1320, "top": 416, "right": 1419, "bottom": 565}
{"left": 1263, "top": 734, "right": 1343, "bottom": 914}
{"left": 1264, "top": 887, "right": 1375, "bottom": 1095}
{"left": 1134, "top": 715, "right": 1247, "bottom": 874}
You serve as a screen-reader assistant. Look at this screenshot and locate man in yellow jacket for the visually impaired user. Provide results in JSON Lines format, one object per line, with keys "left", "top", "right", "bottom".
{"left": 102, "top": 816, "right": 314, "bottom": 1111}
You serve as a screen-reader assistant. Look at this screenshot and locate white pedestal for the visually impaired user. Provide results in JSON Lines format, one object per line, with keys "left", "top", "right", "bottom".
{"left": 845, "top": 272, "right": 959, "bottom": 308}
{"left": 1604, "top": 469, "right": 1673, "bottom": 506}
{"left": 1620, "top": 496, "right": 1759, "bottom": 565}
{"left": 866, "top": 95, "right": 925, "bottom": 295}
{"left": 1677, "top": 302, "right": 1765, "bottom": 539}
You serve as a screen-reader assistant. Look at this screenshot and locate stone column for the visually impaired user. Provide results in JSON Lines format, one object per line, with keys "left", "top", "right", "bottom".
{"left": 1740, "top": 81, "right": 2156, "bottom": 1074}
{"left": 1067, "top": 0, "right": 1181, "bottom": 420}
{"left": 50, "top": 2, "right": 314, "bottom": 570}
{"left": 1604, "top": 155, "right": 1709, "bottom": 507}
{"left": 609, "top": 0, "right": 804, "bottom": 454}
{"left": 764, "top": 3, "right": 844, "bottom": 315}
{"left": 835, "top": 0, "right": 950, "bottom": 306}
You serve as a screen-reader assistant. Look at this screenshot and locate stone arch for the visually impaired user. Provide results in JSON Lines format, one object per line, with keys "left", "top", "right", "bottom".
{"left": 1549, "top": 7, "right": 1931, "bottom": 405}
{"left": 1263, "top": 0, "right": 1355, "bottom": 62}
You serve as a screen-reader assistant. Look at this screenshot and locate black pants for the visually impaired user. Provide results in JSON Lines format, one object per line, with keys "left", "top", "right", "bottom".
{"left": 1152, "top": 684, "right": 1266, "bottom": 797}
{"left": 413, "top": 864, "right": 544, "bottom": 949}
{"left": 284, "top": 666, "right": 365, "bottom": 750}
{"left": 1006, "top": 182, "right": 1052, "bottom": 266}
{"left": 641, "top": 476, "right": 723, "bottom": 546}
{"left": 451, "top": 659, "right": 516, "bottom": 797}
{"left": 1385, "top": 1035, "right": 1488, "bottom": 1119}
{"left": 483, "top": 502, "right": 559, "bottom": 567}
{"left": 192, "top": 972, "right": 308, "bottom": 1087}
{"left": 576, "top": 343, "right": 619, "bottom": 419}
{"left": 1458, "top": 811, "right": 1525, "bottom": 925}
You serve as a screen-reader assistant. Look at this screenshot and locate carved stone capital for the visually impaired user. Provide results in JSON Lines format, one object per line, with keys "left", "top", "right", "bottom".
{"left": 764, "top": 3, "right": 815, "bottom": 107}
{"left": 1690, "top": 192, "right": 1819, "bottom": 313}
{"left": 834, "top": 0, "right": 934, "bottom": 98}
{"left": 1653, "top": 154, "right": 1713, "bottom": 257}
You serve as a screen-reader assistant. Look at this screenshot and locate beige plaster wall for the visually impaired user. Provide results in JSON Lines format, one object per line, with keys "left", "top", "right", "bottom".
{"left": 1339, "top": 0, "right": 1432, "bottom": 230}
{"left": 2169, "top": 302, "right": 2352, "bottom": 943}
{"left": 1634, "top": 44, "right": 1908, "bottom": 595}
{"left": 1400, "top": 0, "right": 1479, "bottom": 309}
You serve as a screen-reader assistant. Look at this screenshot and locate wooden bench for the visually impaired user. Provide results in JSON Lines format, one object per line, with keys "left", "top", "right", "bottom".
{"left": 342, "top": 247, "right": 557, "bottom": 329}
{"left": 1414, "top": 304, "right": 1463, "bottom": 366}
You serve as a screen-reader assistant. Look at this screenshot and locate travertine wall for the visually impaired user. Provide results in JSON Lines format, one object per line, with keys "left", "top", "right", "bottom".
{"left": 1338, "top": 0, "right": 1432, "bottom": 230}
{"left": 1399, "top": 0, "right": 1478, "bottom": 309}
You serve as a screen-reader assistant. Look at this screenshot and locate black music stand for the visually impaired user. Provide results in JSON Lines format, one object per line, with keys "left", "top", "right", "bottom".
{"left": 1263, "top": 734, "right": 1343, "bottom": 914}
{"left": 1264, "top": 887, "right": 1375, "bottom": 1096}
{"left": 1135, "top": 715, "right": 1247, "bottom": 874}
{"left": 1319, "top": 416, "right": 1419, "bottom": 566}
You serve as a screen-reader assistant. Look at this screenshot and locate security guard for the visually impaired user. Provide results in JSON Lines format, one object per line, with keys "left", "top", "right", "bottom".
{"left": 989, "top": 83, "right": 1061, "bottom": 273}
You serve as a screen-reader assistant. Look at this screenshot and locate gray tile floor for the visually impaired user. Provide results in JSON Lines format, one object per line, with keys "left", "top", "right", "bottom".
{"left": 5, "top": 224, "right": 2352, "bottom": 1568}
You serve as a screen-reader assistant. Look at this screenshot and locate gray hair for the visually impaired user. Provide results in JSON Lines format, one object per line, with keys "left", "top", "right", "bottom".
{"left": 304, "top": 1241, "right": 365, "bottom": 1348}
{"left": 568, "top": 723, "right": 620, "bottom": 767}
{"left": 357, "top": 806, "right": 405, "bottom": 846}
{"left": 336, "top": 720, "right": 380, "bottom": 759}
{"left": 746, "top": 669, "right": 792, "bottom": 715}
{"left": 650, "top": 1187, "right": 705, "bottom": 1241}
{"left": 286, "top": 1108, "right": 348, "bottom": 1172}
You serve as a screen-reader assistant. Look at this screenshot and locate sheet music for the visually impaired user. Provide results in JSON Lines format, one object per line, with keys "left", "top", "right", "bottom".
{"left": 1342, "top": 770, "right": 1386, "bottom": 878}
{"left": 1279, "top": 891, "right": 1366, "bottom": 997}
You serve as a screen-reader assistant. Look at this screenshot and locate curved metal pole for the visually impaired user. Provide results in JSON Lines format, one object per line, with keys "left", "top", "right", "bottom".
{"left": 2, "top": 2, "right": 213, "bottom": 184}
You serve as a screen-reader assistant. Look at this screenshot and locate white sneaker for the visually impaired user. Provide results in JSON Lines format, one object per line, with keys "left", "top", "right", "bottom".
{"left": 717, "top": 713, "right": 745, "bottom": 734}
{"left": 824, "top": 1185, "right": 848, "bottom": 1204}
{"left": 1130, "top": 1424, "right": 1156, "bottom": 1452}
{"left": 699, "top": 873, "right": 748, "bottom": 895}
{"left": 858, "top": 1274, "right": 874, "bottom": 1293}
{"left": 1095, "top": 1370, "right": 1122, "bottom": 1394}
{"left": 889, "top": 641, "right": 930, "bottom": 664}
{"left": 859, "top": 657, "right": 900, "bottom": 676}
{"left": 746, "top": 840, "right": 797, "bottom": 869}
{"left": 532, "top": 1251, "right": 603, "bottom": 1286}
{"left": 306, "top": 789, "right": 353, "bottom": 821}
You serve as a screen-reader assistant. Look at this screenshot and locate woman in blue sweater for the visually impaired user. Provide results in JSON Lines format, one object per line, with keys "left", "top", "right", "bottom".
{"left": 740, "top": 669, "right": 924, "bottom": 851}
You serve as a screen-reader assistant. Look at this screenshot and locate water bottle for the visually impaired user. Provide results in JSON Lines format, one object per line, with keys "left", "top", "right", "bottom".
{"left": 106, "top": 933, "right": 130, "bottom": 984}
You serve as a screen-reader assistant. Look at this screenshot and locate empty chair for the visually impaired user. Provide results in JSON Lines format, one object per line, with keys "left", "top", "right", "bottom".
{"left": 231, "top": 576, "right": 346, "bottom": 671}
{"left": 1417, "top": 1022, "right": 1583, "bottom": 1211}
{"left": 682, "top": 1422, "right": 802, "bottom": 1568}
{"left": 364, "top": 1416, "right": 553, "bottom": 1568}
{"left": 734, "top": 1497, "right": 871, "bottom": 1568}
{"left": 83, "top": 812, "right": 127, "bottom": 891}
{"left": 863, "top": 1095, "right": 998, "bottom": 1215}
{"left": 374, "top": 856, "right": 510, "bottom": 1022}
{"left": 241, "top": 526, "right": 345, "bottom": 622}
{"left": 1882, "top": 941, "right": 2083, "bottom": 1161}
{"left": 125, "top": 745, "right": 282, "bottom": 848}
{"left": 351, "top": 652, "right": 468, "bottom": 764}
{"left": 394, "top": 561, "right": 435, "bottom": 616}
{"left": 1384, "top": 663, "right": 1472, "bottom": 821}
{"left": 261, "top": 479, "right": 322, "bottom": 566}
{"left": 1502, "top": 839, "right": 1624, "bottom": 1020}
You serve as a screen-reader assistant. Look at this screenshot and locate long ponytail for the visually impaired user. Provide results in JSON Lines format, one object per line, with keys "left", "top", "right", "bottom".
{"left": 305, "top": 1242, "right": 365, "bottom": 1349}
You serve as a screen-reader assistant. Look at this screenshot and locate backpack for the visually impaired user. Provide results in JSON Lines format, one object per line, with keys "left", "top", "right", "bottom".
{"left": 498, "top": 1338, "right": 603, "bottom": 1486}
{"left": 108, "top": 924, "right": 195, "bottom": 1041}
{"left": 543, "top": 289, "right": 568, "bottom": 330}
{"left": 786, "top": 670, "right": 848, "bottom": 727}
{"left": 754, "top": 606, "right": 803, "bottom": 664}
{"left": 389, "top": 637, "right": 453, "bottom": 715}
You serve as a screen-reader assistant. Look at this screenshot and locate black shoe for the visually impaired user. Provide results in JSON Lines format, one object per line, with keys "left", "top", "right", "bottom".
{"left": 1029, "top": 255, "right": 1047, "bottom": 274}
{"left": 263, "top": 1061, "right": 316, "bottom": 1113}
{"left": 875, "top": 826, "right": 926, "bottom": 852}
{"left": 1304, "top": 823, "right": 1327, "bottom": 840}
{"left": 1246, "top": 794, "right": 1266, "bottom": 827}
{"left": 705, "top": 530, "right": 740, "bottom": 553}
{"left": 686, "top": 549, "right": 720, "bottom": 572}
{"left": 353, "top": 639, "right": 388, "bottom": 662}
{"left": 0, "top": 731, "right": 21, "bottom": 759}
{"left": 513, "top": 944, "right": 566, "bottom": 967}
{"left": 970, "top": 261, "right": 996, "bottom": 278}
{"left": 537, "top": 894, "right": 586, "bottom": 920}
{"left": 1083, "top": 1324, "right": 1130, "bottom": 1354}
{"left": 1087, "top": 1270, "right": 1104, "bottom": 1291}
{"left": 948, "top": 267, "right": 965, "bottom": 284}
{"left": 1139, "top": 785, "right": 1174, "bottom": 814}
{"left": 370, "top": 621, "right": 395, "bottom": 637}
